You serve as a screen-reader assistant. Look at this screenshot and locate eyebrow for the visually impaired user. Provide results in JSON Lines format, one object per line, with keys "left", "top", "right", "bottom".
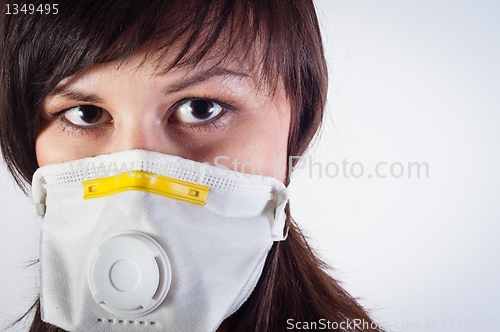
{"left": 49, "top": 86, "right": 105, "bottom": 104}
{"left": 49, "top": 66, "right": 251, "bottom": 102}
{"left": 162, "top": 66, "right": 251, "bottom": 94}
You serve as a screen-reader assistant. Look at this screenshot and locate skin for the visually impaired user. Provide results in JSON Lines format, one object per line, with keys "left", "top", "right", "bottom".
{"left": 36, "top": 50, "right": 290, "bottom": 182}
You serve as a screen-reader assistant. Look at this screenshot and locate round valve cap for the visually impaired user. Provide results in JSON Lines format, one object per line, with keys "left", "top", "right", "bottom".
{"left": 87, "top": 231, "right": 171, "bottom": 317}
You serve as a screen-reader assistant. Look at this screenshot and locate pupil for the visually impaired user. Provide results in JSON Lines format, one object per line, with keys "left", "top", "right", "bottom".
{"left": 191, "top": 100, "right": 213, "bottom": 119}
{"left": 78, "top": 105, "right": 101, "bottom": 123}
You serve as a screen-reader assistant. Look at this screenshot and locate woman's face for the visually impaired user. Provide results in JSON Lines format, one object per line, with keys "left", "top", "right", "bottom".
{"left": 36, "top": 50, "right": 290, "bottom": 182}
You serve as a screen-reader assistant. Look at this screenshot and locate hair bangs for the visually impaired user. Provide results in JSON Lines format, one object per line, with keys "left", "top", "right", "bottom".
{"left": 33, "top": 0, "right": 320, "bottom": 101}
{"left": 95, "top": 0, "right": 282, "bottom": 93}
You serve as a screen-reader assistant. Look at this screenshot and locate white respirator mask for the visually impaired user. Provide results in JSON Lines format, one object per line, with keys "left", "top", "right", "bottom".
{"left": 32, "top": 149, "right": 289, "bottom": 332}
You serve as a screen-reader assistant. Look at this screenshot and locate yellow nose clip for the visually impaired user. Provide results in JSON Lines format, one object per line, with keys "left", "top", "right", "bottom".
{"left": 82, "top": 171, "right": 209, "bottom": 205}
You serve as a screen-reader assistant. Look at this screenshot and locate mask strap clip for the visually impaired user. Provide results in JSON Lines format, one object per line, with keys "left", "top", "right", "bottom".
{"left": 272, "top": 187, "right": 290, "bottom": 242}
{"left": 36, "top": 203, "right": 46, "bottom": 216}
{"left": 32, "top": 173, "right": 47, "bottom": 218}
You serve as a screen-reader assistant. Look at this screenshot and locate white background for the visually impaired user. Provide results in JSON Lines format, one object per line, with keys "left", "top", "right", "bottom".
{"left": 1, "top": 1, "right": 499, "bottom": 331}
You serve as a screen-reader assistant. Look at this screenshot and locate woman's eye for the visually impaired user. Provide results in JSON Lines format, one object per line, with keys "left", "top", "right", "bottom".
{"left": 174, "top": 99, "right": 223, "bottom": 123}
{"left": 62, "top": 105, "right": 112, "bottom": 127}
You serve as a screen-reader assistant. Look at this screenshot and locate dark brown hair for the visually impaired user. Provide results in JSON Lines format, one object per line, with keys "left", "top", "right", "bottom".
{"left": 0, "top": 0, "right": 382, "bottom": 331}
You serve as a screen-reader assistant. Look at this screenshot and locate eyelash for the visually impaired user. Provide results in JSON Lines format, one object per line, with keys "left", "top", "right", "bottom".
{"left": 54, "top": 110, "right": 108, "bottom": 136}
{"left": 184, "top": 118, "right": 227, "bottom": 132}
{"left": 168, "top": 96, "right": 235, "bottom": 131}
{"left": 51, "top": 96, "right": 236, "bottom": 135}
